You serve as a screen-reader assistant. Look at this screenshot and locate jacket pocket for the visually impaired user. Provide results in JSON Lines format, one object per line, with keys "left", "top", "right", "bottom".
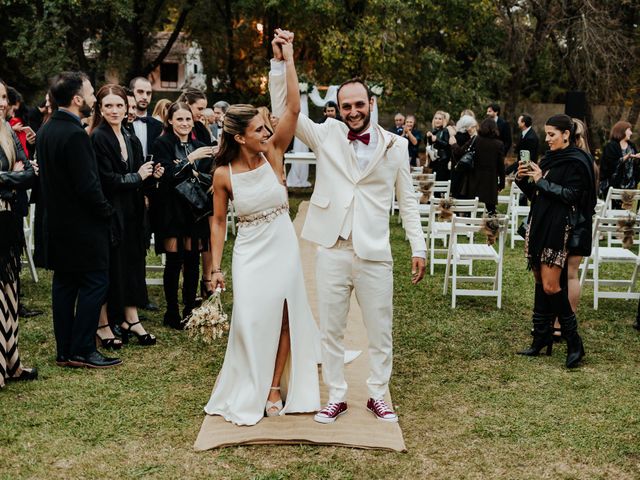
{"left": 310, "top": 193, "right": 330, "bottom": 208}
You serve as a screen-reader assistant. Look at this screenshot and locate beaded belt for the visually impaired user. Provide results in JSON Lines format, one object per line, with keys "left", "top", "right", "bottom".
{"left": 236, "top": 203, "right": 289, "bottom": 228}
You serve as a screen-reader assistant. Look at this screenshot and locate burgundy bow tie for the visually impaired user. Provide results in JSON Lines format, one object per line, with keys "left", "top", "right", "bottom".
{"left": 347, "top": 130, "right": 370, "bottom": 145}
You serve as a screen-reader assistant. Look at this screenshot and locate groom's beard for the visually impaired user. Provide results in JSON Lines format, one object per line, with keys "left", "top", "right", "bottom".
{"left": 346, "top": 110, "right": 371, "bottom": 134}
{"left": 79, "top": 98, "right": 93, "bottom": 119}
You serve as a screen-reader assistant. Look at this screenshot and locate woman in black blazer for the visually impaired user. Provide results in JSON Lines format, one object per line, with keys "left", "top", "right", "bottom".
{"left": 426, "top": 110, "right": 452, "bottom": 181}
{"left": 90, "top": 84, "right": 164, "bottom": 346}
{"left": 151, "top": 101, "right": 214, "bottom": 329}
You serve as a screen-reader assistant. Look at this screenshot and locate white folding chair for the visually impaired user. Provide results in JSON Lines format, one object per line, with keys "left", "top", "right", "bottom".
{"left": 22, "top": 202, "right": 38, "bottom": 283}
{"left": 579, "top": 215, "right": 640, "bottom": 309}
{"left": 601, "top": 187, "right": 640, "bottom": 247}
{"left": 443, "top": 215, "right": 508, "bottom": 308}
{"left": 427, "top": 198, "right": 480, "bottom": 275}
{"left": 507, "top": 183, "right": 529, "bottom": 248}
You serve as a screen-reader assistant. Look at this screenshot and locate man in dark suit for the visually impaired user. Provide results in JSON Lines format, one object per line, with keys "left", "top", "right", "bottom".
{"left": 129, "top": 77, "right": 163, "bottom": 312}
{"left": 36, "top": 71, "right": 121, "bottom": 368}
{"left": 486, "top": 103, "right": 512, "bottom": 156}
{"left": 129, "top": 77, "right": 163, "bottom": 158}
{"left": 507, "top": 113, "right": 540, "bottom": 175}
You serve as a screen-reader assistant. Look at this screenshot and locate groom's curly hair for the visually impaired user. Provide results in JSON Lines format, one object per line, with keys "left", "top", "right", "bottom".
{"left": 214, "top": 104, "right": 259, "bottom": 169}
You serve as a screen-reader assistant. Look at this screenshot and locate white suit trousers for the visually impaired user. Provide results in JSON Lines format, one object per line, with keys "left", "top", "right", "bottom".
{"left": 315, "top": 239, "right": 394, "bottom": 403}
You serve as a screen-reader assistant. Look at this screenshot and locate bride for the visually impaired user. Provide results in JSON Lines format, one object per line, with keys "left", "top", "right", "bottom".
{"left": 204, "top": 30, "right": 320, "bottom": 425}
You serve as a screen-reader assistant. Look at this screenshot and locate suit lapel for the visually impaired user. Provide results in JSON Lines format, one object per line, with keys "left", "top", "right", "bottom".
{"left": 359, "top": 125, "right": 391, "bottom": 181}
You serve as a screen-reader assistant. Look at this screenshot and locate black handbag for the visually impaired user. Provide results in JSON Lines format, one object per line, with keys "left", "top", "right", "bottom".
{"left": 456, "top": 136, "right": 477, "bottom": 171}
{"left": 174, "top": 160, "right": 211, "bottom": 221}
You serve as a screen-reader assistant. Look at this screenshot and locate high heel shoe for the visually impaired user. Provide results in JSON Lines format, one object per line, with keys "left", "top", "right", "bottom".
{"left": 265, "top": 387, "right": 283, "bottom": 417}
{"left": 96, "top": 324, "right": 123, "bottom": 350}
{"left": 517, "top": 312, "right": 553, "bottom": 356}
{"left": 121, "top": 320, "right": 157, "bottom": 346}
{"left": 200, "top": 278, "right": 215, "bottom": 299}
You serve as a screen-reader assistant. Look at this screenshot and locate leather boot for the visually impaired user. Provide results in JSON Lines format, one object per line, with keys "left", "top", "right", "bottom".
{"left": 163, "top": 251, "right": 184, "bottom": 330}
{"left": 548, "top": 289, "right": 585, "bottom": 368}
{"left": 519, "top": 283, "right": 553, "bottom": 356}
{"left": 518, "top": 312, "right": 553, "bottom": 356}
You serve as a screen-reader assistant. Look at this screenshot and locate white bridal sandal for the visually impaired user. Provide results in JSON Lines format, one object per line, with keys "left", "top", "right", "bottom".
{"left": 265, "top": 387, "right": 283, "bottom": 417}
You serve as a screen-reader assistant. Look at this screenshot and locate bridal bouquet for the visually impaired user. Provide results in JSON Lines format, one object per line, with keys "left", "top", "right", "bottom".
{"left": 183, "top": 288, "right": 230, "bottom": 344}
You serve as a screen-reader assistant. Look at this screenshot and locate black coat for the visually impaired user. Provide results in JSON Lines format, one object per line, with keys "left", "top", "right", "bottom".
{"left": 516, "top": 146, "right": 595, "bottom": 267}
{"left": 599, "top": 140, "right": 639, "bottom": 193}
{"left": 36, "top": 110, "right": 113, "bottom": 272}
{"left": 132, "top": 115, "right": 163, "bottom": 158}
{"left": 507, "top": 128, "right": 540, "bottom": 175}
{"left": 428, "top": 127, "right": 451, "bottom": 180}
{"left": 92, "top": 123, "right": 153, "bottom": 309}
{"left": 496, "top": 117, "right": 512, "bottom": 155}
{"left": 150, "top": 132, "right": 212, "bottom": 251}
{"left": 455, "top": 135, "right": 505, "bottom": 205}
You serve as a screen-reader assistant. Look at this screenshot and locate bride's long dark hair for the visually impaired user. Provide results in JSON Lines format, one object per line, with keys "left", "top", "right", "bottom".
{"left": 214, "top": 104, "right": 259, "bottom": 170}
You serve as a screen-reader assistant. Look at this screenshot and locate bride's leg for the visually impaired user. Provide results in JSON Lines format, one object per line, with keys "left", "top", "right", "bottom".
{"left": 267, "top": 301, "right": 291, "bottom": 405}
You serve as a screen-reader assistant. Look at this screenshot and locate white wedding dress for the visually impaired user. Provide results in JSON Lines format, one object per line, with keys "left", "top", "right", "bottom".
{"left": 204, "top": 158, "right": 321, "bottom": 425}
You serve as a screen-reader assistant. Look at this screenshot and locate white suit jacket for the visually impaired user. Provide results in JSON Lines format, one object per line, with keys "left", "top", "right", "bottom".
{"left": 270, "top": 67, "right": 426, "bottom": 262}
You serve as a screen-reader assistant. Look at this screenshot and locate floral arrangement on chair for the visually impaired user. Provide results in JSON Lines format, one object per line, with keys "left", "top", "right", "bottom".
{"left": 616, "top": 213, "right": 636, "bottom": 249}
{"left": 184, "top": 288, "right": 229, "bottom": 343}
{"left": 481, "top": 214, "right": 501, "bottom": 246}
{"left": 621, "top": 190, "right": 635, "bottom": 211}
{"left": 438, "top": 198, "right": 454, "bottom": 221}
{"left": 419, "top": 180, "right": 435, "bottom": 204}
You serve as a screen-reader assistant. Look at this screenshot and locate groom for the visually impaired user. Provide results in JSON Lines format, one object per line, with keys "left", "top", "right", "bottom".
{"left": 270, "top": 31, "right": 426, "bottom": 423}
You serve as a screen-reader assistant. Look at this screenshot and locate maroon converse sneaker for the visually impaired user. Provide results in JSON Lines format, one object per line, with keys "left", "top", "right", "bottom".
{"left": 313, "top": 402, "right": 348, "bottom": 424}
{"left": 367, "top": 398, "right": 398, "bottom": 422}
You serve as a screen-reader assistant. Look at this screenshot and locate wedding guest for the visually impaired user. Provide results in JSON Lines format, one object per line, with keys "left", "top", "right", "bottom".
{"left": 555, "top": 118, "right": 597, "bottom": 341}
{"left": 426, "top": 110, "right": 452, "bottom": 180}
{"left": 516, "top": 114, "right": 595, "bottom": 368}
{"left": 210, "top": 101, "right": 230, "bottom": 141}
{"left": 390, "top": 112, "right": 405, "bottom": 135}
{"left": 151, "top": 102, "right": 214, "bottom": 328}
{"left": 91, "top": 84, "right": 164, "bottom": 347}
{"left": 129, "top": 77, "right": 163, "bottom": 158}
{"left": 0, "top": 79, "right": 38, "bottom": 386}
{"left": 455, "top": 114, "right": 476, "bottom": 146}
{"left": 6, "top": 87, "right": 35, "bottom": 157}
{"left": 599, "top": 121, "right": 640, "bottom": 197}
{"left": 177, "top": 88, "right": 216, "bottom": 299}
{"left": 178, "top": 88, "right": 213, "bottom": 145}
{"left": 321, "top": 101, "right": 340, "bottom": 122}
{"left": 451, "top": 118, "right": 505, "bottom": 213}
{"left": 507, "top": 114, "right": 539, "bottom": 175}
{"left": 37, "top": 71, "right": 121, "bottom": 368}
{"left": 403, "top": 115, "right": 422, "bottom": 167}
{"left": 152, "top": 98, "right": 171, "bottom": 123}
{"left": 486, "top": 103, "right": 512, "bottom": 155}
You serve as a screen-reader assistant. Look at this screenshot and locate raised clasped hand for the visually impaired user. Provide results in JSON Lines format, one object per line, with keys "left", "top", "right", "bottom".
{"left": 153, "top": 163, "right": 164, "bottom": 179}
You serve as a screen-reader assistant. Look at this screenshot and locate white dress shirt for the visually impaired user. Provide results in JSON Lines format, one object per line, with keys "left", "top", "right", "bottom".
{"left": 132, "top": 116, "right": 149, "bottom": 157}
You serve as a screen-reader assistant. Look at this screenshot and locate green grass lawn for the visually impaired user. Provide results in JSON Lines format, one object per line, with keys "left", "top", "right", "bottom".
{"left": 2, "top": 191, "right": 640, "bottom": 479}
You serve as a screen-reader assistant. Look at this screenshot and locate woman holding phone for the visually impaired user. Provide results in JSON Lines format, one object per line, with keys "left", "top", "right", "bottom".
{"left": 515, "top": 114, "right": 596, "bottom": 368}
{"left": 90, "top": 84, "right": 164, "bottom": 346}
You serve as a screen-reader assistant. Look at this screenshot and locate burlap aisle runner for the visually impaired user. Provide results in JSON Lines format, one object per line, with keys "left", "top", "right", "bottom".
{"left": 194, "top": 201, "right": 407, "bottom": 452}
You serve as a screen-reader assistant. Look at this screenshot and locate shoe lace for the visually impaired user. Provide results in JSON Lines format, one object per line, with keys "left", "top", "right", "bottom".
{"left": 373, "top": 399, "right": 391, "bottom": 413}
{"left": 321, "top": 403, "right": 341, "bottom": 415}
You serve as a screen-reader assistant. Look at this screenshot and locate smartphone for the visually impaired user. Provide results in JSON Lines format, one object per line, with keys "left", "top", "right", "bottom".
{"left": 520, "top": 150, "right": 531, "bottom": 168}
{"left": 23, "top": 126, "right": 36, "bottom": 137}
{"left": 145, "top": 154, "right": 154, "bottom": 165}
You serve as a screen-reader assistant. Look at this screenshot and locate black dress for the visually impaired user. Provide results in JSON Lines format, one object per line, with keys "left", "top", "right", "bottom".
{"left": 517, "top": 146, "right": 596, "bottom": 269}
{"left": 150, "top": 132, "right": 212, "bottom": 253}
{"left": 92, "top": 123, "right": 154, "bottom": 314}
{"left": 428, "top": 127, "right": 451, "bottom": 181}
{"left": 599, "top": 140, "right": 639, "bottom": 196}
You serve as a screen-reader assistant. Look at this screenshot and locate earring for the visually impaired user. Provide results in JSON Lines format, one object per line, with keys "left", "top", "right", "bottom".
{"left": 564, "top": 138, "right": 568, "bottom": 144}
